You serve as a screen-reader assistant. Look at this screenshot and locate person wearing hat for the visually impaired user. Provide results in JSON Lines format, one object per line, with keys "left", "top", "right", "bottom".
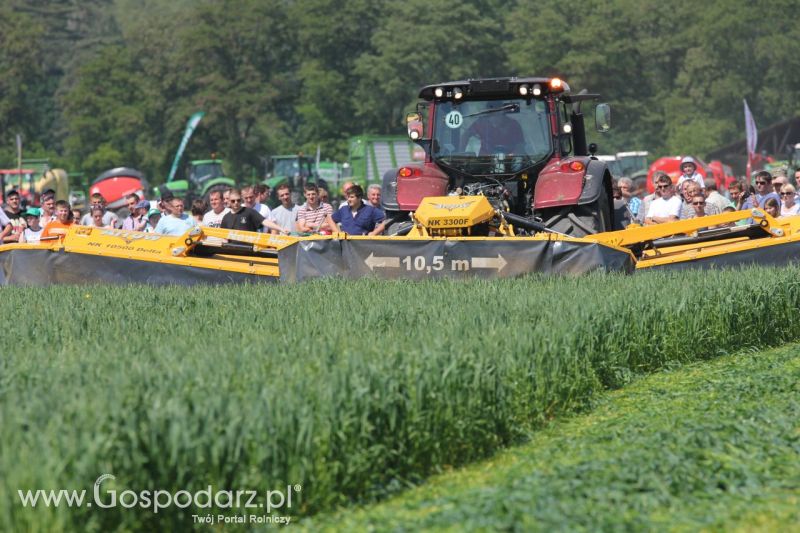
{"left": 19, "top": 207, "right": 43, "bottom": 244}
{"left": 122, "top": 198, "right": 151, "bottom": 232}
{"left": 676, "top": 156, "right": 705, "bottom": 190}
{"left": 144, "top": 208, "right": 161, "bottom": 233}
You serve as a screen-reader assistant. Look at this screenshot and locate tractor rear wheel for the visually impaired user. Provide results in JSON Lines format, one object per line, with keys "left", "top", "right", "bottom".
{"left": 542, "top": 191, "right": 612, "bottom": 237}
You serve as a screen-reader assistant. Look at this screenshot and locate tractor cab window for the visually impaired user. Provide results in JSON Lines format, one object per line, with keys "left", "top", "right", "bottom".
{"left": 431, "top": 99, "right": 551, "bottom": 175}
{"left": 274, "top": 158, "right": 311, "bottom": 178}
{"left": 191, "top": 162, "right": 224, "bottom": 184}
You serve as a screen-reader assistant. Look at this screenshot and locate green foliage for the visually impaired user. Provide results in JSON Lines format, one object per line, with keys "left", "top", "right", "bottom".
{"left": 2, "top": 1, "right": 800, "bottom": 184}
{"left": 0, "top": 8, "right": 48, "bottom": 159}
{"left": 304, "top": 345, "right": 800, "bottom": 531}
{"left": 353, "top": 0, "right": 508, "bottom": 133}
{"left": 2, "top": 267, "right": 800, "bottom": 530}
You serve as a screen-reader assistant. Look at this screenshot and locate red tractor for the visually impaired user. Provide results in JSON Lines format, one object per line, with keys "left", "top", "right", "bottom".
{"left": 381, "top": 76, "right": 615, "bottom": 236}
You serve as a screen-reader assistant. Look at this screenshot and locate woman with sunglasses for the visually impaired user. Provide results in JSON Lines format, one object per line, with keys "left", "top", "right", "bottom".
{"left": 779, "top": 184, "right": 800, "bottom": 217}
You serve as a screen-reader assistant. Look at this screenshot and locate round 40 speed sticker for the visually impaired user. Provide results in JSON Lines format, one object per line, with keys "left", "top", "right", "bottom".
{"left": 444, "top": 110, "right": 463, "bottom": 129}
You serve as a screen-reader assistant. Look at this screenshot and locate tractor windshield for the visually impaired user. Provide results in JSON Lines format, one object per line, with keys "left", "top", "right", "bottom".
{"left": 191, "top": 162, "right": 224, "bottom": 184}
{"left": 273, "top": 158, "right": 301, "bottom": 177}
{"left": 431, "top": 99, "right": 552, "bottom": 176}
{"left": 273, "top": 158, "right": 312, "bottom": 178}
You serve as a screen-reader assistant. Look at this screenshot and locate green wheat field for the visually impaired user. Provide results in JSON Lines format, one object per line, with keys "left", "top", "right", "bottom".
{"left": 1, "top": 268, "right": 799, "bottom": 531}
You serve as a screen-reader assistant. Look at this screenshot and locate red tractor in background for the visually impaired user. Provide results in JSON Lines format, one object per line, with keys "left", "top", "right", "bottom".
{"left": 646, "top": 156, "right": 737, "bottom": 193}
{"left": 381, "top": 76, "right": 615, "bottom": 236}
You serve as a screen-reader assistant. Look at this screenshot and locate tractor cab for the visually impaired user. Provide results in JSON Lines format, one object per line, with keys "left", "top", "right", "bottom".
{"left": 265, "top": 155, "right": 316, "bottom": 189}
{"left": 189, "top": 159, "right": 227, "bottom": 188}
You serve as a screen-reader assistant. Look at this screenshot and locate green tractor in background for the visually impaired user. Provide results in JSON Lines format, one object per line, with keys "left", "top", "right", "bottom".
{"left": 264, "top": 154, "right": 334, "bottom": 205}
{"left": 157, "top": 158, "right": 236, "bottom": 202}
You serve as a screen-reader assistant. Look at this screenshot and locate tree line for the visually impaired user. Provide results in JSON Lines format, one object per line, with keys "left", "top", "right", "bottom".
{"left": 1, "top": 0, "right": 798, "bottom": 184}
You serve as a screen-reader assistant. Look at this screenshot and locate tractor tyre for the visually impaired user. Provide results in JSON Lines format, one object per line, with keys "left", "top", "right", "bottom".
{"left": 543, "top": 191, "right": 612, "bottom": 237}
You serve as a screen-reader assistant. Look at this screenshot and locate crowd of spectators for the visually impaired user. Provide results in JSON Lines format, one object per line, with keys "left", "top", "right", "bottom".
{"left": 614, "top": 157, "right": 800, "bottom": 230}
{"left": 1, "top": 180, "right": 387, "bottom": 244}
{"left": 4, "top": 158, "right": 800, "bottom": 245}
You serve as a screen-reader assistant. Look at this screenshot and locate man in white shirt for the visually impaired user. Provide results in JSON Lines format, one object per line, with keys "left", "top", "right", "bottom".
{"left": 645, "top": 175, "right": 681, "bottom": 224}
{"left": 201, "top": 190, "right": 229, "bottom": 228}
{"left": 255, "top": 184, "right": 271, "bottom": 216}
{"left": 244, "top": 185, "right": 271, "bottom": 218}
{"left": 268, "top": 184, "right": 299, "bottom": 234}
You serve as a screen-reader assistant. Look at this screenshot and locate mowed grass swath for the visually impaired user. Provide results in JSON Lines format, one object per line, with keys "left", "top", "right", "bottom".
{"left": 2, "top": 268, "right": 800, "bottom": 530}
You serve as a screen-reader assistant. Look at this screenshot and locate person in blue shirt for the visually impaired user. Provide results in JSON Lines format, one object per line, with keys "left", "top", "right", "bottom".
{"left": 752, "top": 171, "right": 781, "bottom": 209}
{"left": 325, "top": 184, "right": 386, "bottom": 236}
{"left": 153, "top": 197, "right": 198, "bottom": 236}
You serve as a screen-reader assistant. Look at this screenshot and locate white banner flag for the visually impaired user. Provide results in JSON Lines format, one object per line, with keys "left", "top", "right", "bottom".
{"left": 743, "top": 99, "right": 757, "bottom": 157}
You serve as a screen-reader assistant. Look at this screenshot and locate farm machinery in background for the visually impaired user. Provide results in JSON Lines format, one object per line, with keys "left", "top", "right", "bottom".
{"left": 381, "top": 76, "right": 616, "bottom": 237}
{"left": 597, "top": 151, "right": 650, "bottom": 192}
{"left": 158, "top": 157, "right": 236, "bottom": 203}
{"left": 263, "top": 154, "right": 337, "bottom": 205}
{"left": 646, "top": 156, "right": 737, "bottom": 193}
{"left": 90, "top": 167, "right": 148, "bottom": 211}
{"left": 0, "top": 159, "right": 69, "bottom": 205}
{"left": 343, "top": 135, "right": 422, "bottom": 190}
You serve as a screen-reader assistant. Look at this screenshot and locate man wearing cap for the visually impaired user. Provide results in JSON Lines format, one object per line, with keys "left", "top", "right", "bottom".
{"left": 676, "top": 157, "right": 705, "bottom": 190}
{"left": 19, "top": 207, "right": 43, "bottom": 243}
{"left": 154, "top": 197, "right": 197, "bottom": 236}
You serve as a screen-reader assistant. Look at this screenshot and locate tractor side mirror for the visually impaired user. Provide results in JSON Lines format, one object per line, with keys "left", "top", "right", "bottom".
{"left": 595, "top": 103, "right": 611, "bottom": 132}
{"left": 407, "top": 112, "right": 424, "bottom": 140}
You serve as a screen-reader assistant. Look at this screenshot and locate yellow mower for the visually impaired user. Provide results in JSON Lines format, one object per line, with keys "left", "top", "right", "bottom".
{"left": 1, "top": 196, "right": 796, "bottom": 285}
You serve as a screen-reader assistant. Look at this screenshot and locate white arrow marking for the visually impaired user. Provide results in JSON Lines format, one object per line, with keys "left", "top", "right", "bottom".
{"left": 365, "top": 252, "right": 401, "bottom": 271}
{"left": 471, "top": 254, "right": 507, "bottom": 271}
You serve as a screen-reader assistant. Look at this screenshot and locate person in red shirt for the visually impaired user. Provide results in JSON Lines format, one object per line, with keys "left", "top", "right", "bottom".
{"left": 41, "top": 200, "right": 73, "bottom": 240}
